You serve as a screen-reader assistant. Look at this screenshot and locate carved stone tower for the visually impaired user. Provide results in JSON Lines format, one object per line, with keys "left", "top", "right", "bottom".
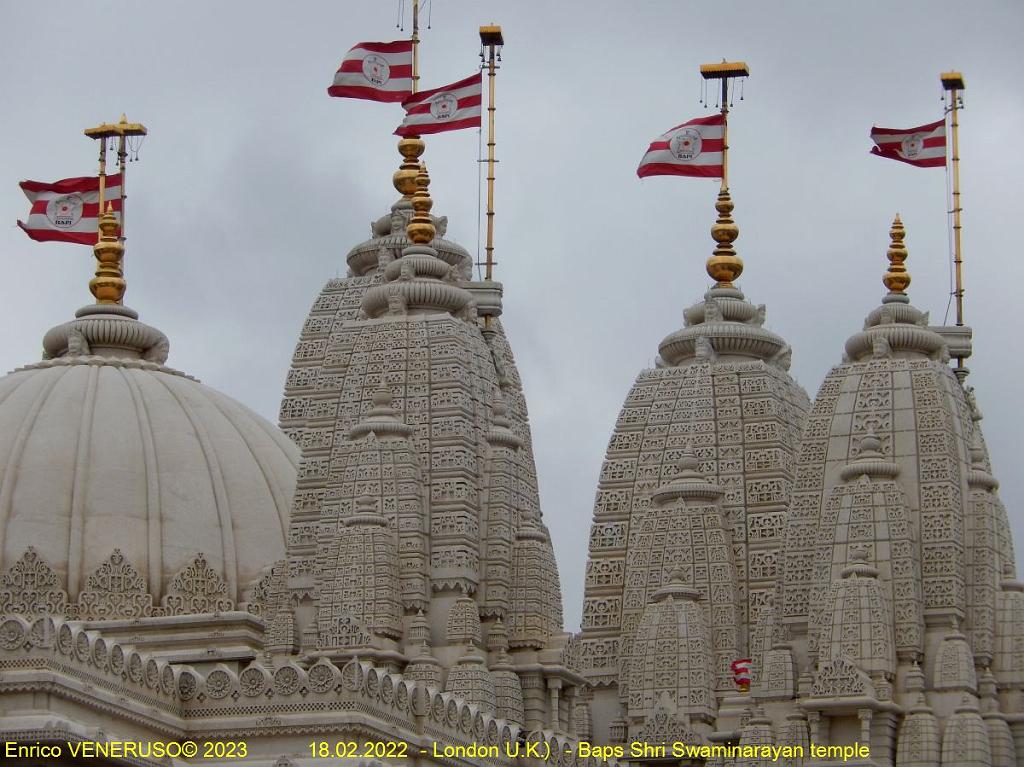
{"left": 579, "top": 191, "right": 811, "bottom": 743}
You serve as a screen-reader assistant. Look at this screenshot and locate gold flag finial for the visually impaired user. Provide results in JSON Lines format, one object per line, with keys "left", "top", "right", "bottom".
{"left": 90, "top": 202, "right": 126, "bottom": 304}
{"left": 393, "top": 136, "right": 425, "bottom": 201}
{"left": 406, "top": 158, "right": 435, "bottom": 245}
{"left": 83, "top": 115, "right": 146, "bottom": 237}
{"left": 699, "top": 60, "right": 749, "bottom": 191}
{"left": 706, "top": 188, "right": 743, "bottom": 287}
{"left": 883, "top": 214, "right": 910, "bottom": 295}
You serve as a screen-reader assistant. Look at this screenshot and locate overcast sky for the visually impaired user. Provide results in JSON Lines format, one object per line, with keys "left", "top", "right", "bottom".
{"left": 2, "top": 1, "right": 1022, "bottom": 631}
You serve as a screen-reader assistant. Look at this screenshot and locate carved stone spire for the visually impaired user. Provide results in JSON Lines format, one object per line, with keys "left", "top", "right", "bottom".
{"left": 316, "top": 495, "right": 402, "bottom": 650}
{"left": 349, "top": 386, "right": 414, "bottom": 440}
{"left": 650, "top": 443, "right": 723, "bottom": 503}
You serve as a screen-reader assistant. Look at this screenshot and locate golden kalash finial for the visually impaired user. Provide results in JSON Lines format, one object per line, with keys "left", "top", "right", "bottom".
{"left": 706, "top": 188, "right": 743, "bottom": 288}
{"left": 393, "top": 136, "right": 425, "bottom": 201}
{"left": 90, "top": 203, "right": 126, "bottom": 303}
{"left": 83, "top": 114, "right": 147, "bottom": 305}
{"left": 407, "top": 160, "right": 436, "bottom": 244}
{"left": 883, "top": 214, "right": 910, "bottom": 295}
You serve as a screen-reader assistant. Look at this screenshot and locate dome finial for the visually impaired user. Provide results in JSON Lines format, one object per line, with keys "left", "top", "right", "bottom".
{"left": 706, "top": 188, "right": 743, "bottom": 287}
{"left": 89, "top": 202, "right": 126, "bottom": 304}
{"left": 393, "top": 136, "right": 424, "bottom": 201}
{"left": 882, "top": 214, "right": 910, "bottom": 295}
{"left": 407, "top": 160, "right": 436, "bottom": 244}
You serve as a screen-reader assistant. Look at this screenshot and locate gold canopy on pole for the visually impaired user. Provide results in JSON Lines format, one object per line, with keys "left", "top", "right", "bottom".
{"left": 83, "top": 115, "right": 147, "bottom": 305}
{"left": 699, "top": 60, "right": 748, "bottom": 193}
{"left": 700, "top": 61, "right": 748, "bottom": 289}
{"left": 84, "top": 115, "right": 147, "bottom": 241}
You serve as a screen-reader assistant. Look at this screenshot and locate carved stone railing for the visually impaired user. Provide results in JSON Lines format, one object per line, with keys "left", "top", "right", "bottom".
{"left": 0, "top": 614, "right": 606, "bottom": 767}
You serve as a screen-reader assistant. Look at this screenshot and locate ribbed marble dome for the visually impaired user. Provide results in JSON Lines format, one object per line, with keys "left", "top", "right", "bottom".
{"left": 0, "top": 302, "right": 299, "bottom": 610}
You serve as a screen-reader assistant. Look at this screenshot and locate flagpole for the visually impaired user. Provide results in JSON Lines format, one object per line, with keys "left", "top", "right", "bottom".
{"left": 96, "top": 136, "right": 108, "bottom": 219}
{"left": 700, "top": 61, "right": 748, "bottom": 292}
{"left": 85, "top": 116, "right": 147, "bottom": 240}
{"left": 397, "top": 2, "right": 423, "bottom": 206}
{"left": 479, "top": 26, "right": 503, "bottom": 332}
{"left": 700, "top": 61, "right": 749, "bottom": 194}
{"left": 720, "top": 77, "right": 729, "bottom": 191}
{"left": 84, "top": 116, "right": 147, "bottom": 304}
{"left": 115, "top": 115, "right": 130, "bottom": 242}
{"left": 411, "top": 0, "right": 420, "bottom": 94}
{"left": 941, "top": 71, "right": 966, "bottom": 372}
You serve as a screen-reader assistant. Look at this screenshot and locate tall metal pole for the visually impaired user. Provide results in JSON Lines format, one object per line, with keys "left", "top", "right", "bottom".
{"left": 720, "top": 77, "right": 729, "bottom": 191}
{"left": 411, "top": 0, "right": 420, "bottom": 94}
{"left": 96, "top": 137, "right": 109, "bottom": 219}
{"left": 116, "top": 115, "right": 130, "bottom": 241}
{"left": 700, "top": 61, "right": 749, "bottom": 192}
{"left": 479, "top": 25, "right": 503, "bottom": 329}
{"left": 941, "top": 71, "right": 966, "bottom": 369}
{"left": 85, "top": 116, "right": 147, "bottom": 239}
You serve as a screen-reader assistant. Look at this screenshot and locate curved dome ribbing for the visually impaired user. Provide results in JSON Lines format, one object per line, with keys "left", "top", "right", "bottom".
{"left": 0, "top": 326, "right": 299, "bottom": 608}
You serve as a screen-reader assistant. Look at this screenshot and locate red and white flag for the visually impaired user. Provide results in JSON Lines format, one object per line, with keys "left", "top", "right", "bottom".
{"left": 395, "top": 73, "right": 482, "bottom": 137}
{"left": 637, "top": 114, "right": 725, "bottom": 179}
{"left": 731, "top": 658, "right": 752, "bottom": 688}
{"left": 17, "top": 174, "right": 121, "bottom": 245}
{"left": 870, "top": 119, "right": 946, "bottom": 168}
{"left": 327, "top": 40, "right": 413, "bottom": 102}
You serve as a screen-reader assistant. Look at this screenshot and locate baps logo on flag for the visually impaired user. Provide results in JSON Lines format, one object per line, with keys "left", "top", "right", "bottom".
{"left": 362, "top": 54, "right": 390, "bottom": 86}
{"left": 669, "top": 128, "right": 702, "bottom": 161}
{"left": 901, "top": 133, "right": 925, "bottom": 158}
{"left": 429, "top": 93, "right": 458, "bottom": 120}
{"left": 45, "top": 194, "right": 84, "bottom": 228}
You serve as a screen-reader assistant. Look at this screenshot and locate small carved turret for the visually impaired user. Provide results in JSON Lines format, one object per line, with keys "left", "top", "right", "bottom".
{"left": 625, "top": 569, "right": 716, "bottom": 727}
{"left": 445, "top": 645, "right": 497, "bottom": 710}
{"left": 818, "top": 548, "right": 896, "bottom": 680}
{"left": 934, "top": 617, "right": 978, "bottom": 693}
{"left": 316, "top": 495, "right": 401, "bottom": 649}
{"left": 940, "top": 695, "right": 991, "bottom": 767}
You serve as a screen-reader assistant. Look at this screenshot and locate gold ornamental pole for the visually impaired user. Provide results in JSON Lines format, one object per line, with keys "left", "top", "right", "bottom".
{"left": 84, "top": 115, "right": 147, "bottom": 241}
{"left": 941, "top": 71, "right": 966, "bottom": 370}
{"left": 83, "top": 116, "right": 147, "bottom": 305}
{"left": 396, "top": 1, "right": 423, "bottom": 203}
{"left": 93, "top": 134, "right": 109, "bottom": 219}
{"left": 699, "top": 61, "right": 748, "bottom": 192}
{"left": 480, "top": 25, "right": 503, "bottom": 317}
{"left": 411, "top": 0, "right": 420, "bottom": 94}
{"left": 115, "top": 115, "right": 132, "bottom": 242}
{"left": 700, "top": 61, "right": 748, "bottom": 290}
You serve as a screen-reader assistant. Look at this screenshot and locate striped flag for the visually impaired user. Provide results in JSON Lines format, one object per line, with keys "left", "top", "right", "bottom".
{"left": 637, "top": 114, "right": 725, "bottom": 179}
{"left": 17, "top": 174, "right": 121, "bottom": 245}
{"left": 328, "top": 40, "right": 413, "bottom": 102}
{"left": 395, "top": 73, "right": 482, "bottom": 137}
{"left": 731, "top": 658, "right": 752, "bottom": 689}
{"left": 870, "top": 119, "right": 946, "bottom": 168}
